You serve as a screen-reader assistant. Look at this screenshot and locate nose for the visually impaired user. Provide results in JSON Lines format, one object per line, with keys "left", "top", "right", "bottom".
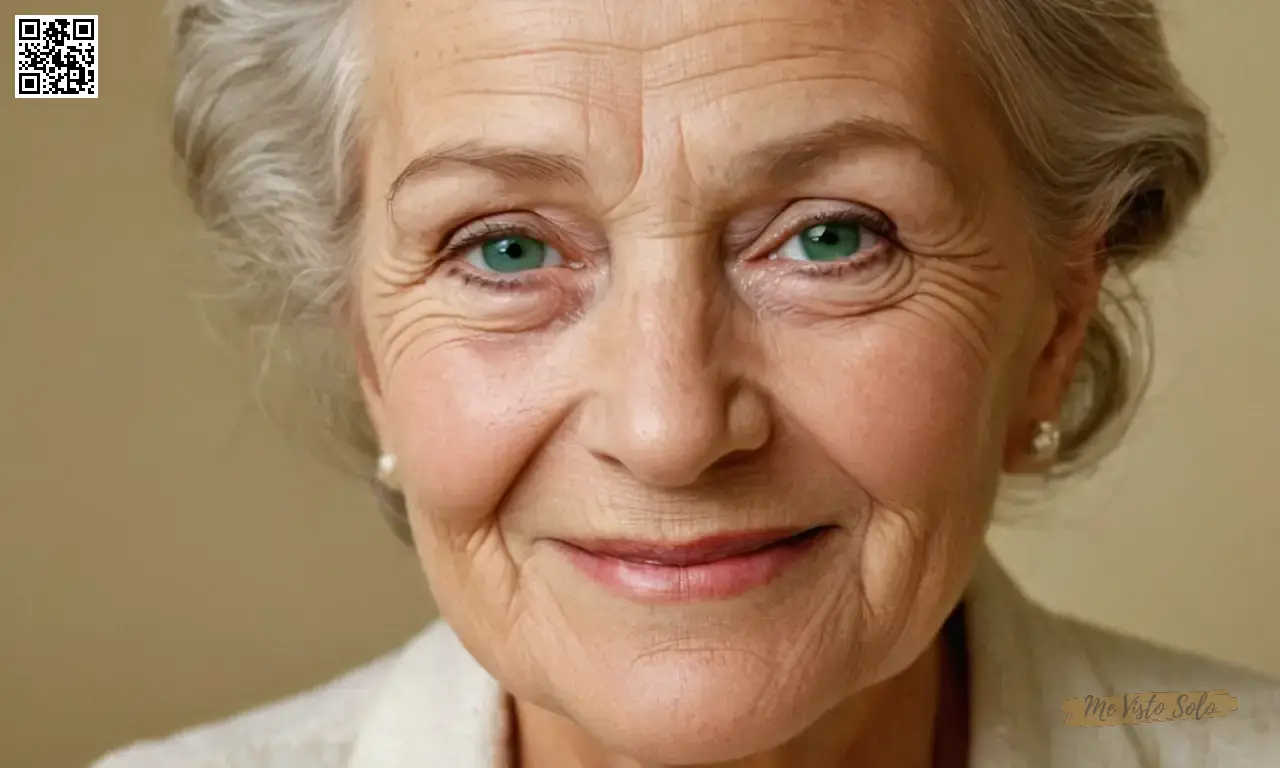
{"left": 577, "top": 243, "right": 771, "bottom": 488}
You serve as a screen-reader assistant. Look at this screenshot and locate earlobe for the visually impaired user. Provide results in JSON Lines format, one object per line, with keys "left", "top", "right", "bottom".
{"left": 375, "top": 451, "right": 402, "bottom": 491}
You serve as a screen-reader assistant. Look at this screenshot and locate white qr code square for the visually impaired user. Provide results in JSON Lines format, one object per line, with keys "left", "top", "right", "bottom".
{"left": 15, "top": 15, "right": 98, "bottom": 99}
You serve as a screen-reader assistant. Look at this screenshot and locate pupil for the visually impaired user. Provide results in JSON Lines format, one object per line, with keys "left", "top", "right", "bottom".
{"left": 505, "top": 240, "right": 524, "bottom": 259}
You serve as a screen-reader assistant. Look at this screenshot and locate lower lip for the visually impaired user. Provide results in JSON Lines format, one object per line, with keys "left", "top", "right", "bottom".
{"left": 553, "top": 528, "right": 832, "bottom": 603}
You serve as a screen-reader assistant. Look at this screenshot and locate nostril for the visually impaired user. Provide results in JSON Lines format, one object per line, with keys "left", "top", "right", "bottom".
{"left": 588, "top": 448, "right": 627, "bottom": 471}
{"left": 711, "top": 447, "right": 765, "bottom": 473}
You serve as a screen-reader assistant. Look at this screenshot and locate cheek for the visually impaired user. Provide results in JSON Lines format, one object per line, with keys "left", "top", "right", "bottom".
{"left": 380, "top": 332, "right": 571, "bottom": 538}
{"left": 769, "top": 313, "right": 1010, "bottom": 512}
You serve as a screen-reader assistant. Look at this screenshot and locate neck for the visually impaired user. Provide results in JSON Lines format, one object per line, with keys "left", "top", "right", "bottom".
{"left": 514, "top": 604, "right": 970, "bottom": 768}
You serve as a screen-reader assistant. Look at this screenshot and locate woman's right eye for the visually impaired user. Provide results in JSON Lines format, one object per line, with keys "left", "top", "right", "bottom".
{"left": 463, "top": 235, "right": 565, "bottom": 274}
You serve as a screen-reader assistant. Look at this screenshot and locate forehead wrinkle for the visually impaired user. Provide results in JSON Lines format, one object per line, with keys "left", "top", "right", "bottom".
{"left": 368, "top": 0, "right": 644, "bottom": 110}
{"left": 371, "top": 0, "right": 984, "bottom": 221}
{"left": 638, "top": 22, "right": 850, "bottom": 92}
{"left": 641, "top": 51, "right": 855, "bottom": 97}
{"left": 398, "top": 56, "right": 636, "bottom": 111}
{"left": 417, "top": 40, "right": 640, "bottom": 70}
{"left": 631, "top": 0, "right": 878, "bottom": 50}
{"left": 664, "top": 78, "right": 956, "bottom": 204}
{"left": 622, "top": 4, "right": 965, "bottom": 205}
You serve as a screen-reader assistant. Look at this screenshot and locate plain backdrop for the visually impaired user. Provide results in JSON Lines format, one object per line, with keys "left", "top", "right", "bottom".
{"left": 1, "top": 1, "right": 1277, "bottom": 766}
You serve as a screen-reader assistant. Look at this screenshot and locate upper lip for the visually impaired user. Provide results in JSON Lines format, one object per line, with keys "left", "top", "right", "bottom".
{"left": 556, "top": 527, "right": 824, "bottom": 567}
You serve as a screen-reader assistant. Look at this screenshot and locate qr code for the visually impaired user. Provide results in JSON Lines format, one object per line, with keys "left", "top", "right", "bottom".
{"left": 15, "top": 15, "right": 98, "bottom": 99}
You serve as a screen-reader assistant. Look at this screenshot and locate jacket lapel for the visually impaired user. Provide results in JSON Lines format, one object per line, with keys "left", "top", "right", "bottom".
{"left": 349, "top": 621, "right": 504, "bottom": 768}
{"left": 965, "top": 547, "right": 1150, "bottom": 767}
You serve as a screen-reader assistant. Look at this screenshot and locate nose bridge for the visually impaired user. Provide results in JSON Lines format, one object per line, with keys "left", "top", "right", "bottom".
{"left": 608, "top": 235, "right": 724, "bottom": 432}
{"left": 623, "top": 238, "right": 719, "bottom": 391}
{"left": 581, "top": 234, "right": 768, "bottom": 487}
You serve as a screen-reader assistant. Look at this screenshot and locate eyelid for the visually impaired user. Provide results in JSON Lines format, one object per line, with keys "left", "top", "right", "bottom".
{"left": 745, "top": 201, "right": 900, "bottom": 261}
{"left": 441, "top": 214, "right": 542, "bottom": 253}
{"left": 438, "top": 211, "right": 607, "bottom": 265}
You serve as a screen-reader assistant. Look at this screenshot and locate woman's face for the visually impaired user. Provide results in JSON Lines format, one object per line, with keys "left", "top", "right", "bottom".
{"left": 356, "top": 0, "right": 1091, "bottom": 761}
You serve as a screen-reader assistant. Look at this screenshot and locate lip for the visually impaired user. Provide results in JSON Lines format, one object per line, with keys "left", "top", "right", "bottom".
{"left": 551, "top": 526, "right": 834, "bottom": 603}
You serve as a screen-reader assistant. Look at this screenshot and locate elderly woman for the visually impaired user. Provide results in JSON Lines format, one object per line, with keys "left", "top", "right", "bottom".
{"left": 98, "top": 0, "right": 1278, "bottom": 765}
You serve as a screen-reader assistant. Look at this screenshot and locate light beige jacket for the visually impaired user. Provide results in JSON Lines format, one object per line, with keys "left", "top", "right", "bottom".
{"left": 94, "top": 548, "right": 1280, "bottom": 767}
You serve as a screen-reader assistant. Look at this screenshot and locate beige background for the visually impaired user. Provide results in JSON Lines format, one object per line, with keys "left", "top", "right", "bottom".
{"left": 1, "top": 1, "right": 1277, "bottom": 766}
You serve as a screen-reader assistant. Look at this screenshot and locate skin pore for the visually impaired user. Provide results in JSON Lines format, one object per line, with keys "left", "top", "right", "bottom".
{"left": 352, "top": 0, "right": 1103, "bottom": 765}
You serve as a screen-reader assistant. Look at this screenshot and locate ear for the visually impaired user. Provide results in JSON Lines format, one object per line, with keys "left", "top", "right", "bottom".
{"left": 356, "top": 335, "right": 390, "bottom": 450}
{"left": 1003, "top": 246, "right": 1108, "bottom": 473}
{"left": 335, "top": 292, "right": 390, "bottom": 450}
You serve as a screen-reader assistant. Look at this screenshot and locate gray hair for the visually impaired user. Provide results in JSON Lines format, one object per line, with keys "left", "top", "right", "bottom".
{"left": 169, "top": 0, "right": 1210, "bottom": 534}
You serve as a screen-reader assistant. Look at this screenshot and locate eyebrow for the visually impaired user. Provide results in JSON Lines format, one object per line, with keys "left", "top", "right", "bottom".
{"left": 386, "top": 141, "right": 588, "bottom": 210}
{"left": 386, "top": 117, "right": 955, "bottom": 209}
{"left": 735, "top": 117, "right": 956, "bottom": 192}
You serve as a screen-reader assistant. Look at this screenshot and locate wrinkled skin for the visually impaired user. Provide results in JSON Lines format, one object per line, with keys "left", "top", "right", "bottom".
{"left": 352, "top": 0, "right": 1101, "bottom": 765}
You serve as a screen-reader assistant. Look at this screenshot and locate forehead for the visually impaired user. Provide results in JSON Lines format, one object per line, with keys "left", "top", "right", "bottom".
{"left": 365, "top": 0, "right": 977, "bottom": 204}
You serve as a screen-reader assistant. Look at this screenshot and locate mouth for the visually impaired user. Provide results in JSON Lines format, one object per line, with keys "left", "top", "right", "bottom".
{"left": 560, "top": 527, "right": 830, "bottom": 565}
{"left": 551, "top": 526, "right": 836, "bottom": 603}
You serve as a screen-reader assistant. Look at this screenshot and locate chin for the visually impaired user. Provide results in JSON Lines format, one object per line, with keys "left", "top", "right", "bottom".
{"left": 553, "top": 653, "right": 838, "bottom": 765}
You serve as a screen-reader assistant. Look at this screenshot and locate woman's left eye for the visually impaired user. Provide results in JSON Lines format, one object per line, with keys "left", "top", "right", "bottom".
{"left": 772, "top": 221, "right": 883, "bottom": 263}
{"left": 463, "top": 235, "right": 565, "bottom": 274}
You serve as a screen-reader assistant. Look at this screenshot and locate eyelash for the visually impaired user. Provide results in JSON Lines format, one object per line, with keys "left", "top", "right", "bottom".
{"left": 756, "top": 208, "right": 900, "bottom": 279}
{"left": 435, "top": 207, "right": 902, "bottom": 290}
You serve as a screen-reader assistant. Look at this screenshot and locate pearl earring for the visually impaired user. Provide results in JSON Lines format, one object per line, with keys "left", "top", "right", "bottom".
{"left": 1030, "top": 421, "right": 1062, "bottom": 462}
{"left": 376, "top": 452, "right": 401, "bottom": 491}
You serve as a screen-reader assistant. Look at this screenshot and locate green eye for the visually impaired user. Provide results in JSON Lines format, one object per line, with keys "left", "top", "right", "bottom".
{"left": 775, "top": 221, "right": 881, "bottom": 263}
{"left": 468, "top": 235, "right": 561, "bottom": 273}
